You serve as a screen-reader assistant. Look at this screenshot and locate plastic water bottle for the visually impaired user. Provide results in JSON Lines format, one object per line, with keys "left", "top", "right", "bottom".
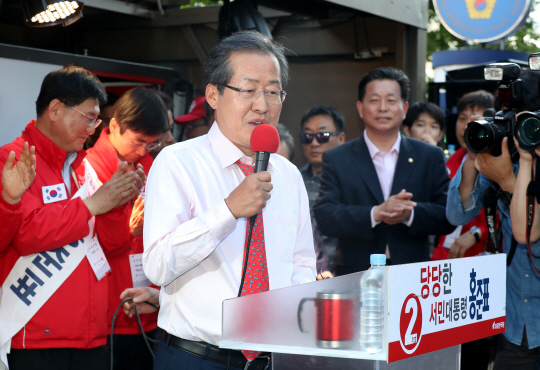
{"left": 447, "top": 144, "right": 456, "bottom": 157}
{"left": 360, "top": 254, "right": 386, "bottom": 353}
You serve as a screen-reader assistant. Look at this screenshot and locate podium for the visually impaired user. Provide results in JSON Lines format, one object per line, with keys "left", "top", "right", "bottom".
{"left": 220, "top": 254, "right": 506, "bottom": 369}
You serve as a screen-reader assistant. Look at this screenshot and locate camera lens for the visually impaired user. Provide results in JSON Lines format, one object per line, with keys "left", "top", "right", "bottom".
{"left": 466, "top": 123, "right": 493, "bottom": 153}
{"left": 519, "top": 117, "right": 540, "bottom": 147}
{"left": 465, "top": 117, "right": 511, "bottom": 156}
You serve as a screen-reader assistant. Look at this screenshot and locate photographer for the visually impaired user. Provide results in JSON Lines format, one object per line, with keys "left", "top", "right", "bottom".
{"left": 446, "top": 69, "right": 540, "bottom": 370}
{"left": 510, "top": 68, "right": 540, "bottom": 246}
{"left": 432, "top": 91, "right": 494, "bottom": 261}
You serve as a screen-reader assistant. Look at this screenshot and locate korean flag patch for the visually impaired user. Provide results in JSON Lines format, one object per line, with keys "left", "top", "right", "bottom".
{"left": 42, "top": 183, "right": 67, "bottom": 204}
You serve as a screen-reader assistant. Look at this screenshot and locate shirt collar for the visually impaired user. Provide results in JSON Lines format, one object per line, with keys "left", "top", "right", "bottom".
{"left": 364, "top": 130, "right": 401, "bottom": 159}
{"left": 299, "top": 162, "right": 319, "bottom": 180}
{"left": 89, "top": 127, "right": 121, "bottom": 177}
{"left": 207, "top": 122, "right": 279, "bottom": 171}
{"left": 299, "top": 162, "right": 312, "bottom": 176}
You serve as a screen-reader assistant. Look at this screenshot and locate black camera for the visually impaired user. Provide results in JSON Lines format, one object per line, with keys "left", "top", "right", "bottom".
{"left": 514, "top": 112, "right": 540, "bottom": 151}
{"left": 465, "top": 109, "right": 515, "bottom": 157}
{"left": 464, "top": 62, "right": 540, "bottom": 155}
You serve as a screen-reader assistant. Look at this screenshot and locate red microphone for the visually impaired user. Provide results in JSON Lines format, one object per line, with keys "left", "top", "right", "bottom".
{"left": 248, "top": 124, "right": 279, "bottom": 226}
{"left": 250, "top": 124, "right": 280, "bottom": 174}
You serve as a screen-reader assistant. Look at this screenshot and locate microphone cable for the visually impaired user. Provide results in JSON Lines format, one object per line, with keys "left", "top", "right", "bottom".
{"left": 110, "top": 298, "right": 160, "bottom": 370}
{"left": 237, "top": 217, "right": 256, "bottom": 297}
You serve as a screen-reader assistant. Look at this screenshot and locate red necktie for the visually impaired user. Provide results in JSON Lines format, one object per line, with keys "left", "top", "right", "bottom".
{"left": 236, "top": 160, "right": 269, "bottom": 361}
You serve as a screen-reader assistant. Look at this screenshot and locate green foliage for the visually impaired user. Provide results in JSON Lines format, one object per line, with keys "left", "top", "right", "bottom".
{"left": 499, "top": 18, "right": 540, "bottom": 53}
{"left": 427, "top": 3, "right": 465, "bottom": 58}
{"left": 181, "top": 0, "right": 222, "bottom": 9}
{"left": 427, "top": 0, "right": 540, "bottom": 60}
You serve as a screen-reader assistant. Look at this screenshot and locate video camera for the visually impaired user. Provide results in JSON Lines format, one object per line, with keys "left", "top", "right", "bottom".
{"left": 464, "top": 57, "right": 540, "bottom": 156}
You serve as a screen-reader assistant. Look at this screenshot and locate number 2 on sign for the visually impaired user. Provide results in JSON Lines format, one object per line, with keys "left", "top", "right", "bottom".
{"left": 404, "top": 299, "right": 417, "bottom": 345}
{"left": 399, "top": 294, "right": 423, "bottom": 354}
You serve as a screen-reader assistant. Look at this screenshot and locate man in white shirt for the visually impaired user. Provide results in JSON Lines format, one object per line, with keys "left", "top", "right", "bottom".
{"left": 314, "top": 67, "right": 455, "bottom": 275}
{"left": 143, "top": 30, "right": 316, "bottom": 370}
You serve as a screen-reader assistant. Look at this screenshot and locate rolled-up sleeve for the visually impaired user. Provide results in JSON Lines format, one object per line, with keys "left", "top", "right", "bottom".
{"left": 446, "top": 162, "right": 490, "bottom": 226}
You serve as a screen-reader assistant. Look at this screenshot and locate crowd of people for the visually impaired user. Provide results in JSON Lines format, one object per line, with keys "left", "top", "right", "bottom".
{"left": 1, "top": 30, "right": 540, "bottom": 370}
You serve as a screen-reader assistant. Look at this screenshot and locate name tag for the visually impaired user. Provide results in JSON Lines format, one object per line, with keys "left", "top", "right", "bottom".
{"left": 85, "top": 236, "right": 111, "bottom": 281}
{"left": 129, "top": 254, "right": 151, "bottom": 288}
{"left": 41, "top": 184, "right": 67, "bottom": 204}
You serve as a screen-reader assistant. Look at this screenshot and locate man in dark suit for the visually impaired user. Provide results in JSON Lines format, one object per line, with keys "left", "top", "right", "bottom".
{"left": 313, "top": 67, "right": 455, "bottom": 275}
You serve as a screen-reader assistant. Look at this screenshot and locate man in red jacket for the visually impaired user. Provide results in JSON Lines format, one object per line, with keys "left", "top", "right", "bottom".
{"left": 80, "top": 87, "right": 169, "bottom": 370}
{"left": 0, "top": 67, "right": 145, "bottom": 370}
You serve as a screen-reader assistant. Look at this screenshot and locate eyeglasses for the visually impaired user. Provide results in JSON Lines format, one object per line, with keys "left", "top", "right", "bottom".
{"left": 130, "top": 140, "right": 161, "bottom": 151}
{"left": 62, "top": 102, "right": 102, "bottom": 129}
{"left": 299, "top": 132, "right": 340, "bottom": 144}
{"left": 222, "top": 85, "right": 287, "bottom": 104}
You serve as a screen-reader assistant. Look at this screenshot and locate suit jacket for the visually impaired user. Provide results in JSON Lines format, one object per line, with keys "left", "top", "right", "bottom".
{"left": 313, "top": 134, "right": 456, "bottom": 273}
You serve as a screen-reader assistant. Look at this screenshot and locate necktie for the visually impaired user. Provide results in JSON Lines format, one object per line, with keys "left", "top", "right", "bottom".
{"left": 236, "top": 160, "right": 269, "bottom": 361}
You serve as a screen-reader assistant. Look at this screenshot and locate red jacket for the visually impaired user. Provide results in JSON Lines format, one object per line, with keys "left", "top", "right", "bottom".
{"left": 432, "top": 147, "right": 489, "bottom": 260}
{"left": 0, "top": 121, "right": 123, "bottom": 349}
{"left": 82, "top": 129, "right": 158, "bottom": 335}
{"left": 0, "top": 193, "right": 22, "bottom": 253}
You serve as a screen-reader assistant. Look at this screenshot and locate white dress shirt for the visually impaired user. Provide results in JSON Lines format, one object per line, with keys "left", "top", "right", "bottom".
{"left": 364, "top": 131, "right": 415, "bottom": 229}
{"left": 62, "top": 152, "right": 77, "bottom": 195}
{"left": 143, "top": 123, "right": 316, "bottom": 345}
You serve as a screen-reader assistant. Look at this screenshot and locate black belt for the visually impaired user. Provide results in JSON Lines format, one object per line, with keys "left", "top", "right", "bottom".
{"left": 163, "top": 331, "right": 271, "bottom": 370}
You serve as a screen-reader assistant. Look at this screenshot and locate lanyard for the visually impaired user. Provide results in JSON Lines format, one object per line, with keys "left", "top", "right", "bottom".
{"left": 483, "top": 184, "right": 501, "bottom": 254}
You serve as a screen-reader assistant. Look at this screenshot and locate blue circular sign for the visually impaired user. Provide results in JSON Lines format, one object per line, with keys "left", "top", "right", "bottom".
{"left": 434, "top": 0, "right": 531, "bottom": 43}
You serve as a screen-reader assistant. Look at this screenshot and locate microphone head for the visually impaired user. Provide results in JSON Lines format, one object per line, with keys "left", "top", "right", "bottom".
{"left": 250, "top": 124, "right": 280, "bottom": 153}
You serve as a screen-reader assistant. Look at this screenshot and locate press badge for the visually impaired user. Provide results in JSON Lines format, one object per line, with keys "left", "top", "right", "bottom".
{"left": 42, "top": 184, "right": 67, "bottom": 204}
{"left": 85, "top": 236, "right": 111, "bottom": 281}
{"left": 129, "top": 254, "right": 151, "bottom": 288}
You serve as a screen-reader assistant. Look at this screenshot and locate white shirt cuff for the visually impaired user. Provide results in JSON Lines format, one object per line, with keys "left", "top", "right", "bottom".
{"left": 370, "top": 206, "right": 381, "bottom": 228}
{"left": 199, "top": 200, "right": 237, "bottom": 241}
{"left": 402, "top": 208, "right": 414, "bottom": 227}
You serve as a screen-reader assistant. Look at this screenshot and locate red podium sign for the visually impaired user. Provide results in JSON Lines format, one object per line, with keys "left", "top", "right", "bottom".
{"left": 387, "top": 254, "right": 506, "bottom": 362}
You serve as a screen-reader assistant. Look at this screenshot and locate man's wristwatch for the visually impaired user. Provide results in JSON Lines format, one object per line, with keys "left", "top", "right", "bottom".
{"left": 470, "top": 226, "right": 481, "bottom": 243}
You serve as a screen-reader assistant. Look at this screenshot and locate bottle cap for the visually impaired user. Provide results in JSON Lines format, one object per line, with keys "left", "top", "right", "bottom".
{"left": 370, "top": 254, "right": 386, "bottom": 265}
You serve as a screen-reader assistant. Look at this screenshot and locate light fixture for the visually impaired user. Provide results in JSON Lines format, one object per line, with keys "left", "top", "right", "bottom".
{"left": 23, "top": 1, "right": 84, "bottom": 27}
{"left": 529, "top": 53, "right": 540, "bottom": 71}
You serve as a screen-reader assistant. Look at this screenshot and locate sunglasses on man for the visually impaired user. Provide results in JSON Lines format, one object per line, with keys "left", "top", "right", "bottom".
{"left": 299, "top": 132, "right": 340, "bottom": 144}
